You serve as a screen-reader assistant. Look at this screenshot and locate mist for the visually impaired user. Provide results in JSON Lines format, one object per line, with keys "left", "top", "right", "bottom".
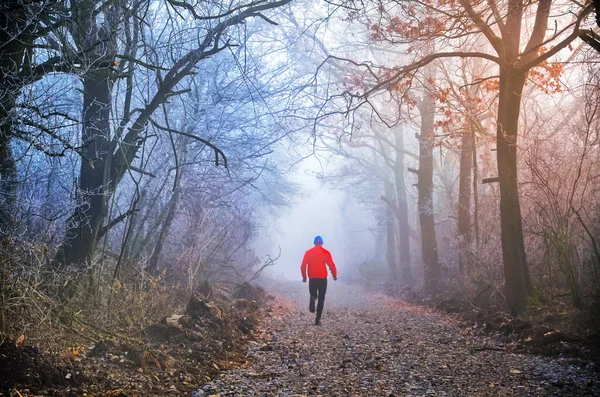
{"left": 2, "top": 0, "right": 600, "bottom": 362}
{"left": 255, "top": 154, "right": 378, "bottom": 281}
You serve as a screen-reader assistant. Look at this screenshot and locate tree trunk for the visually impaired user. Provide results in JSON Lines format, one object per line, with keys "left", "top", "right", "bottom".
{"left": 472, "top": 130, "right": 480, "bottom": 247}
{"left": 394, "top": 127, "right": 412, "bottom": 283}
{"left": 53, "top": 0, "right": 118, "bottom": 268}
{"left": 497, "top": 67, "right": 535, "bottom": 314}
{"left": 458, "top": 126, "right": 474, "bottom": 272}
{"left": 145, "top": 121, "right": 193, "bottom": 274}
{"left": 384, "top": 179, "right": 398, "bottom": 280}
{"left": 418, "top": 87, "right": 440, "bottom": 293}
{"left": 374, "top": 212, "right": 387, "bottom": 266}
{"left": 55, "top": 73, "right": 113, "bottom": 267}
{"left": 147, "top": 173, "right": 184, "bottom": 275}
{"left": 123, "top": 185, "right": 147, "bottom": 259}
{"left": 128, "top": 176, "right": 171, "bottom": 260}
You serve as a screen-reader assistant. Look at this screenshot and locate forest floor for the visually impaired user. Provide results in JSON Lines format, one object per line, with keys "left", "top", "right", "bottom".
{"left": 2, "top": 281, "right": 599, "bottom": 396}
{"left": 194, "top": 281, "right": 600, "bottom": 396}
{"left": 0, "top": 283, "right": 268, "bottom": 397}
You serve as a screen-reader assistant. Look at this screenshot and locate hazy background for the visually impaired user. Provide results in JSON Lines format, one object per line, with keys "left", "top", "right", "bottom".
{"left": 254, "top": 149, "right": 378, "bottom": 281}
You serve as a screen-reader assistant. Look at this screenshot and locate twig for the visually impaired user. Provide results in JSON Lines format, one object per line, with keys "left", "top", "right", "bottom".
{"left": 470, "top": 346, "right": 505, "bottom": 353}
{"left": 249, "top": 247, "right": 281, "bottom": 282}
{"left": 73, "top": 317, "right": 134, "bottom": 342}
{"left": 54, "top": 321, "right": 98, "bottom": 343}
{"left": 482, "top": 177, "right": 500, "bottom": 184}
{"left": 469, "top": 301, "right": 486, "bottom": 313}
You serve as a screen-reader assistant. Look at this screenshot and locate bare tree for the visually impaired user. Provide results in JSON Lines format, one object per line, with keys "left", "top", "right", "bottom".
{"left": 414, "top": 67, "right": 440, "bottom": 292}
{"left": 319, "top": 0, "right": 594, "bottom": 313}
{"left": 53, "top": 0, "right": 293, "bottom": 269}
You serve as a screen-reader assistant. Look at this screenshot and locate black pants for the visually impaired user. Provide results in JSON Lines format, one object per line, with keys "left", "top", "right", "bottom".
{"left": 309, "top": 278, "right": 327, "bottom": 321}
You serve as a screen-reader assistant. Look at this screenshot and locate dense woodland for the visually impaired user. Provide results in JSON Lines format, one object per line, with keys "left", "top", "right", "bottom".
{"left": 2, "top": 0, "right": 600, "bottom": 353}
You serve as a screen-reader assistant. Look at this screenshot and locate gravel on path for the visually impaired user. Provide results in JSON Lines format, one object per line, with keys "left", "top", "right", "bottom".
{"left": 195, "top": 282, "right": 599, "bottom": 396}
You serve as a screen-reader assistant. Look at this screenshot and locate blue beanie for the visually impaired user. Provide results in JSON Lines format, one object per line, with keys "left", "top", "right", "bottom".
{"left": 314, "top": 235, "right": 323, "bottom": 245}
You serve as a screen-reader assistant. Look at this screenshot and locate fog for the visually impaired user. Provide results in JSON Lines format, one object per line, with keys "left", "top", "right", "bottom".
{"left": 254, "top": 153, "right": 378, "bottom": 281}
{"left": 4, "top": 0, "right": 600, "bottom": 351}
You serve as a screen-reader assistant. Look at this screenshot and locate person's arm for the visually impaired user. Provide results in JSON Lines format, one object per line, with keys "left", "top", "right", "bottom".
{"left": 327, "top": 251, "right": 338, "bottom": 280}
{"left": 301, "top": 251, "right": 308, "bottom": 281}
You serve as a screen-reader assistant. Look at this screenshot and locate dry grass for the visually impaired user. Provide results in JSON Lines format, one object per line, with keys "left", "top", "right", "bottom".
{"left": 0, "top": 245, "right": 184, "bottom": 352}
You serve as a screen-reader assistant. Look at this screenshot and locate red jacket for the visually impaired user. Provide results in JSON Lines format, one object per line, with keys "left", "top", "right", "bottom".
{"left": 301, "top": 245, "right": 337, "bottom": 279}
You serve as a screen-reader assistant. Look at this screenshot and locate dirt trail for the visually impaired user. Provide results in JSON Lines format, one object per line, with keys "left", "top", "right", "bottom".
{"left": 195, "top": 282, "right": 599, "bottom": 396}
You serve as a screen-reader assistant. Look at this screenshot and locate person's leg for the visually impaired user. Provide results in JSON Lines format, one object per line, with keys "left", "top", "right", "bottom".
{"left": 315, "top": 278, "right": 327, "bottom": 324}
{"left": 308, "top": 279, "right": 317, "bottom": 313}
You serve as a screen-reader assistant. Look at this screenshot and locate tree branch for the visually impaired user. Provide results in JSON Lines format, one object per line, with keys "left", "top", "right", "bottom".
{"left": 149, "top": 118, "right": 227, "bottom": 168}
{"left": 518, "top": 4, "right": 593, "bottom": 71}
{"left": 482, "top": 177, "right": 500, "bottom": 184}
{"left": 97, "top": 209, "right": 139, "bottom": 239}
{"left": 110, "top": 0, "right": 292, "bottom": 186}
{"left": 459, "top": 0, "right": 505, "bottom": 56}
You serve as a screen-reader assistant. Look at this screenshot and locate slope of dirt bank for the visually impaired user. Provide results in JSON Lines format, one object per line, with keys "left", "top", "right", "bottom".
{"left": 378, "top": 282, "right": 600, "bottom": 361}
{"left": 195, "top": 282, "right": 599, "bottom": 396}
{"left": 0, "top": 283, "right": 269, "bottom": 397}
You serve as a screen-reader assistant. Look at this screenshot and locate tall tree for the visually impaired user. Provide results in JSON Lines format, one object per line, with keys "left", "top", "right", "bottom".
{"left": 54, "top": 0, "right": 293, "bottom": 268}
{"left": 457, "top": 126, "right": 474, "bottom": 272}
{"left": 334, "top": 0, "right": 593, "bottom": 313}
{"left": 384, "top": 178, "right": 398, "bottom": 280}
{"left": 415, "top": 72, "right": 440, "bottom": 292}
{"left": 393, "top": 126, "right": 412, "bottom": 282}
{"left": 57, "top": 0, "right": 120, "bottom": 267}
{"left": 436, "top": 57, "right": 494, "bottom": 273}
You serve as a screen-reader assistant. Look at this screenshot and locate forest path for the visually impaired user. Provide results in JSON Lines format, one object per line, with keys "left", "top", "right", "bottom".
{"left": 196, "top": 282, "right": 598, "bottom": 396}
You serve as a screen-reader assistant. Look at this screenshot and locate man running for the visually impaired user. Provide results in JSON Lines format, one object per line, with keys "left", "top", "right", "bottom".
{"left": 301, "top": 235, "right": 338, "bottom": 325}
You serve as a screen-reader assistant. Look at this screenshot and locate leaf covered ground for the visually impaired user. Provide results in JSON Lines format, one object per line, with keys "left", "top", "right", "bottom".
{"left": 2, "top": 281, "right": 598, "bottom": 396}
{"left": 0, "top": 283, "right": 269, "bottom": 396}
{"left": 196, "top": 282, "right": 599, "bottom": 396}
